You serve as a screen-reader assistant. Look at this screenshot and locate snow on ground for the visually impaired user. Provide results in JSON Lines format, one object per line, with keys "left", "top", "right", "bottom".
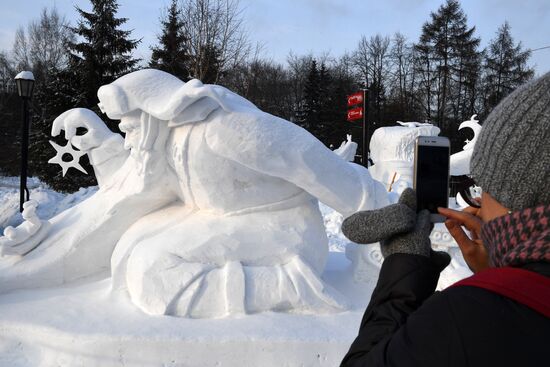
{"left": 319, "top": 202, "right": 348, "bottom": 253}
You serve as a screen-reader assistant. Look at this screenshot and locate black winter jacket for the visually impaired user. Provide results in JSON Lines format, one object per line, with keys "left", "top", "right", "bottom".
{"left": 340, "top": 254, "right": 550, "bottom": 367}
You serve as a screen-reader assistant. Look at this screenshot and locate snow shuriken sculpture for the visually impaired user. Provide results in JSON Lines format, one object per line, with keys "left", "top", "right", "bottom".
{"left": 48, "top": 140, "right": 88, "bottom": 176}
{"left": 0, "top": 69, "right": 389, "bottom": 318}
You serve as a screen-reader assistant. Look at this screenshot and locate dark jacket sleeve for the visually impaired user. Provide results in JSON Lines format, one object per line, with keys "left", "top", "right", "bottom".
{"left": 340, "top": 253, "right": 463, "bottom": 367}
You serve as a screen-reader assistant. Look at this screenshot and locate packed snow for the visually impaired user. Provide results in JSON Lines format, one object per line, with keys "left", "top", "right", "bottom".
{"left": 0, "top": 174, "right": 471, "bottom": 366}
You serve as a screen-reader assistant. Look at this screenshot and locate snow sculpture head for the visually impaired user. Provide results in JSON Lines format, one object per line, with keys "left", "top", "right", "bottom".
{"left": 97, "top": 70, "right": 228, "bottom": 123}
{"left": 97, "top": 70, "right": 229, "bottom": 173}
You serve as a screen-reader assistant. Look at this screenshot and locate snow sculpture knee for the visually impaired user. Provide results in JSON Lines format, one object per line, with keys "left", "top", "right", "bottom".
{"left": 0, "top": 69, "right": 388, "bottom": 318}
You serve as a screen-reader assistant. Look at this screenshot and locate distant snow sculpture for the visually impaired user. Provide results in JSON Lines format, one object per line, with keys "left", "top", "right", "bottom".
{"left": 346, "top": 121, "right": 476, "bottom": 285}
{"left": 333, "top": 134, "right": 358, "bottom": 162}
{"left": 396, "top": 121, "right": 434, "bottom": 128}
{"left": 449, "top": 114, "right": 482, "bottom": 176}
{"left": 0, "top": 69, "right": 389, "bottom": 318}
{"left": 346, "top": 123, "right": 441, "bottom": 281}
{"left": 368, "top": 123, "right": 440, "bottom": 202}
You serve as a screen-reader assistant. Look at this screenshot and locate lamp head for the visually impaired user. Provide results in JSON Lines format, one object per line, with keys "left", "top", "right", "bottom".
{"left": 15, "top": 71, "right": 35, "bottom": 99}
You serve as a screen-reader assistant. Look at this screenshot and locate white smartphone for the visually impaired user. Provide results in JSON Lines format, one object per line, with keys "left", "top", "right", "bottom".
{"left": 413, "top": 136, "right": 450, "bottom": 223}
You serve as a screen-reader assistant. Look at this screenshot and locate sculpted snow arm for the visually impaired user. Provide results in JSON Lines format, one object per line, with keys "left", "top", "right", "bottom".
{"left": 52, "top": 108, "right": 128, "bottom": 187}
{"left": 205, "top": 112, "right": 388, "bottom": 216}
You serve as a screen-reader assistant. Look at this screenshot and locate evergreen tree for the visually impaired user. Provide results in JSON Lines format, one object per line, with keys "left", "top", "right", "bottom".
{"left": 297, "top": 60, "right": 320, "bottom": 134}
{"left": 5, "top": 7, "right": 93, "bottom": 191}
{"left": 68, "top": 0, "right": 140, "bottom": 131}
{"left": 295, "top": 59, "right": 357, "bottom": 148}
{"left": 415, "top": 0, "right": 481, "bottom": 151}
{"left": 199, "top": 44, "right": 223, "bottom": 84}
{"left": 150, "top": 0, "right": 190, "bottom": 81}
{"left": 481, "top": 22, "right": 534, "bottom": 116}
{"left": 318, "top": 63, "right": 345, "bottom": 147}
{"left": 317, "top": 63, "right": 331, "bottom": 142}
{"left": 29, "top": 66, "right": 93, "bottom": 192}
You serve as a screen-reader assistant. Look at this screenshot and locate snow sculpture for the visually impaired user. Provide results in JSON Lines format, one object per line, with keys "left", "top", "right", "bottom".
{"left": 346, "top": 121, "right": 474, "bottom": 285}
{"left": 449, "top": 114, "right": 482, "bottom": 176}
{"left": 345, "top": 123, "right": 440, "bottom": 282}
{"left": 0, "top": 200, "right": 50, "bottom": 257}
{"left": 368, "top": 123, "right": 440, "bottom": 200}
{"left": 333, "top": 134, "right": 358, "bottom": 162}
{"left": 48, "top": 140, "right": 88, "bottom": 176}
{"left": 0, "top": 69, "right": 389, "bottom": 318}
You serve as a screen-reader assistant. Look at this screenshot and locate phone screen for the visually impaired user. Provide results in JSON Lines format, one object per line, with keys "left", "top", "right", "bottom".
{"left": 415, "top": 145, "right": 449, "bottom": 213}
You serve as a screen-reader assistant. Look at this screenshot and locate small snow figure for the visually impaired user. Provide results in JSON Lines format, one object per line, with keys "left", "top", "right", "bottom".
{"left": 333, "top": 134, "right": 358, "bottom": 162}
{"left": 0, "top": 200, "right": 49, "bottom": 257}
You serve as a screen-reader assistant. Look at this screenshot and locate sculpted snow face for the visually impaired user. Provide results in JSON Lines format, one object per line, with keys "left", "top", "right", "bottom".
{"left": 0, "top": 69, "right": 388, "bottom": 318}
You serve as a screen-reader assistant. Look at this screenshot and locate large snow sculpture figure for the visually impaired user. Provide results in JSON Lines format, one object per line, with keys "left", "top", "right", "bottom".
{"left": 0, "top": 69, "right": 388, "bottom": 318}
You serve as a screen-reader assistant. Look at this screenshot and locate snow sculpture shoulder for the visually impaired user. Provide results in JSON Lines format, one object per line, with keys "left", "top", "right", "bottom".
{"left": 0, "top": 69, "right": 388, "bottom": 318}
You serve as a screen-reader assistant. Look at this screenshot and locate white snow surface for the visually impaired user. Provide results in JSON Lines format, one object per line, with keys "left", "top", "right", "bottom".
{"left": 14, "top": 71, "right": 34, "bottom": 81}
{"left": 0, "top": 177, "right": 97, "bottom": 233}
{"left": 0, "top": 176, "right": 470, "bottom": 366}
{"left": 0, "top": 177, "right": 365, "bottom": 366}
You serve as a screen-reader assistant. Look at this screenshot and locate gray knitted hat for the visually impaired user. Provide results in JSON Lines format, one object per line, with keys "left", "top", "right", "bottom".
{"left": 471, "top": 72, "right": 550, "bottom": 211}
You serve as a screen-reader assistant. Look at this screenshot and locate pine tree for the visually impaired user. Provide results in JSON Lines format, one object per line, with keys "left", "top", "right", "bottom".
{"left": 68, "top": 0, "right": 140, "bottom": 129}
{"left": 29, "top": 66, "right": 94, "bottom": 192}
{"left": 5, "top": 7, "right": 94, "bottom": 191}
{"left": 415, "top": 0, "right": 481, "bottom": 151}
{"left": 318, "top": 63, "right": 344, "bottom": 146}
{"left": 199, "top": 44, "right": 222, "bottom": 84}
{"left": 481, "top": 22, "right": 534, "bottom": 116}
{"left": 297, "top": 60, "right": 320, "bottom": 134}
{"left": 150, "top": 0, "right": 190, "bottom": 81}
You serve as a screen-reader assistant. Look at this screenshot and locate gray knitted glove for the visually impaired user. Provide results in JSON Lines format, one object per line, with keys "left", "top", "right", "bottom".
{"left": 341, "top": 188, "right": 417, "bottom": 244}
{"left": 381, "top": 209, "right": 431, "bottom": 257}
{"left": 382, "top": 207, "right": 452, "bottom": 269}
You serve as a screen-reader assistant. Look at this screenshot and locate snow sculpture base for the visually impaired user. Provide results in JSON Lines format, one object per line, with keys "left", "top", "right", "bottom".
{"left": 0, "top": 252, "right": 370, "bottom": 367}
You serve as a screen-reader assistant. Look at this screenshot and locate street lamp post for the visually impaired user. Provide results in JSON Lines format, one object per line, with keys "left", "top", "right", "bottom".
{"left": 14, "top": 71, "right": 35, "bottom": 213}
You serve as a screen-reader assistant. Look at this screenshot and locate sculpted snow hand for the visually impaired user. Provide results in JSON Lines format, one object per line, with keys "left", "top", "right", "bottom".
{"left": 52, "top": 108, "right": 116, "bottom": 152}
{"left": 0, "top": 69, "right": 388, "bottom": 318}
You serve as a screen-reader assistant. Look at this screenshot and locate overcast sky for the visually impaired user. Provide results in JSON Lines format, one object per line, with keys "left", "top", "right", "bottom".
{"left": 1, "top": 0, "right": 548, "bottom": 75}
